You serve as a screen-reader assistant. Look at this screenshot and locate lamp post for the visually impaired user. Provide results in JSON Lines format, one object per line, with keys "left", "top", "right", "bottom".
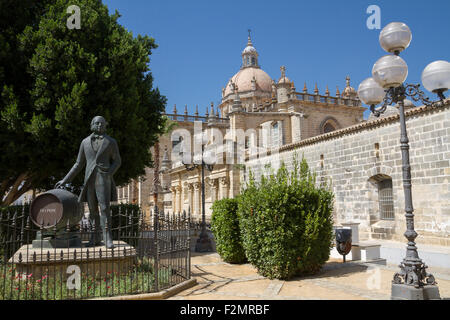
{"left": 358, "top": 22, "right": 450, "bottom": 300}
{"left": 182, "top": 142, "right": 215, "bottom": 252}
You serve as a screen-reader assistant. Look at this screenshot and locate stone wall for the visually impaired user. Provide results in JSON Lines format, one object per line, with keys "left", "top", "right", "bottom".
{"left": 245, "top": 102, "right": 450, "bottom": 246}
{"left": 298, "top": 102, "right": 365, "bottom": 139}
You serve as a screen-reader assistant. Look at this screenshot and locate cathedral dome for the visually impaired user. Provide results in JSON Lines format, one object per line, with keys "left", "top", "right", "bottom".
{"left": 223, "top": 67, "right": 272, "bottom": 97}
{"left": 223, "top": 32, "right": 272, "bottom": 99}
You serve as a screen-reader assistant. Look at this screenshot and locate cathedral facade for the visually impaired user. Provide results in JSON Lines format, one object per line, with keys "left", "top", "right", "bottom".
{"left": 117, "top": 34, "right": 365, "bottom": 220}
{"left": 117, "top": 35, "right": 450, "bottom": 246}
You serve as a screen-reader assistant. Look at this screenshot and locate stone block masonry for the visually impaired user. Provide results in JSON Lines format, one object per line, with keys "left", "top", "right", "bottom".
{"left": 245, "top": 102, "right": 450, "bottom": 246}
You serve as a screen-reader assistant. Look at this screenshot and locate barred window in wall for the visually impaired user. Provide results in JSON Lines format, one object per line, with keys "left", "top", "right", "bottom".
{"left": 378, "top": 179, "right": 395, "bottom": 220}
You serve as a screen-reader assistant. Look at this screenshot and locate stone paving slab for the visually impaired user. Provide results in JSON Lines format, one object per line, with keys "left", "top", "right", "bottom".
{"left": 168, "top": 252, "right": 450, "bottom": 300}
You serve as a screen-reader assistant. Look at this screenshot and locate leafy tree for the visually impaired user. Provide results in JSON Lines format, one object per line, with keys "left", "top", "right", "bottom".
{"left": 0, "top": 0, "right": 166, "bottom": 205}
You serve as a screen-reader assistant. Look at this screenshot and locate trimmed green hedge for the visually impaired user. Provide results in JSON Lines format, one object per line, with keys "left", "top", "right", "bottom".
{"left": 238, "top": 157, "right": 334, "bottom": 280}
{"left": 211, "top": 198, "right": 246, "bottom": 264}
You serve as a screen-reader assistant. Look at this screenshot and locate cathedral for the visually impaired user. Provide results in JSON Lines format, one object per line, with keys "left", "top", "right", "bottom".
{"left": 117, "top": 33, "right": 365, "bottom": 220}
{"left": 117, "top": 33, "right": 450, "bottom": 248}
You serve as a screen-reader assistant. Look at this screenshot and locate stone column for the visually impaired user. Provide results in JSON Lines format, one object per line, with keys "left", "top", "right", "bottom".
{"left": 138, "top": 180, "right": 142, "bottom": 208}
{"left": 175, "top": 185, "right": 182, "bottom": 214}
{"left": 219, "top": 177, "right": 229, "bottom": 200}
{"left": 169, "top": 186, "right": 177, "bottom": 213}
{"left": 193, "top": 182, "right": 201, "bottom": 220}
{"left": 186, "top": 183, "right": 194, "bottom": 214}
{"left": 210, "top": 179, "right": 218, "bottom": 203}
{"left": 206, "top": 178, "right": 219, "bottom": 221}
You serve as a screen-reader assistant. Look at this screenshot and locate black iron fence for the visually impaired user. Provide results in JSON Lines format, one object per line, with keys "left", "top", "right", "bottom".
{"left": 0, "top": 204, "right": 191, "bottom": 300}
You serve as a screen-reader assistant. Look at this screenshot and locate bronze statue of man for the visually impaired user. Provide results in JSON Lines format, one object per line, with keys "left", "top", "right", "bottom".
{"left": 56, "top": 116, "right": 121, "bottom": 249}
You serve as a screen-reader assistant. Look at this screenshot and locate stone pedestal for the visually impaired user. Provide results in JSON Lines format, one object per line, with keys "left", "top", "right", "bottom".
{"left": 32, "top": 231, "right": 82, "bottom": 249}
{"left": 341, "top": 222, "right": 360, "bottom": 244}
{"left": 391, "top": 283, "right": 440, "bottom": 300}
{"left": 9, "top": 241, "right": 136, "bottom": 280}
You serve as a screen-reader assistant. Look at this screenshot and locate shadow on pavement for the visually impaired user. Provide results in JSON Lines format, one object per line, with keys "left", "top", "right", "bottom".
{"left": 286, "top": 262, "right": 370, "bottom": 282}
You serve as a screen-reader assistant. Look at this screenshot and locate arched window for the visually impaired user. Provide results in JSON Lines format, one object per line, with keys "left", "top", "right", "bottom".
{"left": 323, "top": 122, "right": 336, "bottom": 133}
{"left": 320, "top": 117, "right": 340, "bottom": 134}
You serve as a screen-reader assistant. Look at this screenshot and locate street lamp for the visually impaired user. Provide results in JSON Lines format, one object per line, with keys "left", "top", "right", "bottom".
{"left": 358, "top": 22, "right": 449, "bottom": 300}
{"left": 181, "top": 139, "right": 215, "bottom": 252}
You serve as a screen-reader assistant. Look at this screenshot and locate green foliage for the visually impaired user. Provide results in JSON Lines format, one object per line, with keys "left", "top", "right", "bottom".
{"left": 0, "top": 257, "right": 165, "bottom": 300}
{"left": 159, "top": 115, "right": 178, "bottom": 135}
{"left": 0, "top": 0, "right": 166, "bottom": 205}
{"left": 238, "top": 156, "right": 334, "bottom": 280}
{"left": 211, "top": 198, "right": 246, "bottom": 264}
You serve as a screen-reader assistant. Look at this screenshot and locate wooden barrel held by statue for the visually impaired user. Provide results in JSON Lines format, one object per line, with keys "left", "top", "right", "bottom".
{"left": 30, "top": 189, "right": 82, "bottom": 230}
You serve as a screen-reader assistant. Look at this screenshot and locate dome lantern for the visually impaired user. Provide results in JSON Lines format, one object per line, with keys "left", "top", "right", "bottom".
{"left": 242, "top": 30, "right": 259, "bottom": 69}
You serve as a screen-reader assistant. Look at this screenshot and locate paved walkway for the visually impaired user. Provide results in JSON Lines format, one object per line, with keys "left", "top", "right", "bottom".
{"left": 169, "top": 252, "right": 450, "bottom": 300}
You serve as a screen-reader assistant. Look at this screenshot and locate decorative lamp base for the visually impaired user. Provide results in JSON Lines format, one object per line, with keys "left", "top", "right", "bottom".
{"left": 391, "top": 283, "right": 440, "bottom": 300}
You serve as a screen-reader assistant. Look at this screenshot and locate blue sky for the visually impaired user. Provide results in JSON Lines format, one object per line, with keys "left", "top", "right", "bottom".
{"left": 103, "top": 0, "right": 450, "bottom": 119}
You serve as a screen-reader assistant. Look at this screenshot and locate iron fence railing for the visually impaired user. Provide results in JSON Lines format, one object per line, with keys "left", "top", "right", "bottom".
{"left": 0, "top": 205, "right": 191, "bottom": 300}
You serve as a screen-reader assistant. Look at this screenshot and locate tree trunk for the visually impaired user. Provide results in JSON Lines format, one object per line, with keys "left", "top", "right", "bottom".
{"left": 1, "top": 172, "right": 31, "bottom": 206}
